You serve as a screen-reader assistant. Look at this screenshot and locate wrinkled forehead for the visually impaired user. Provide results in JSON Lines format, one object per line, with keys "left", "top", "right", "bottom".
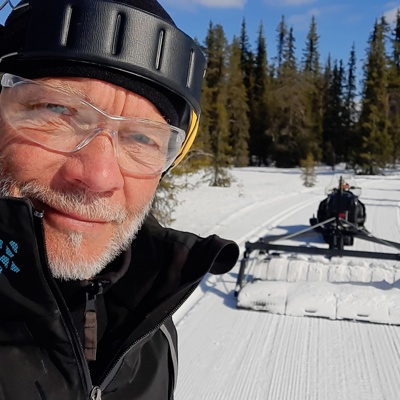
{"left": 33, "top": 76, "right": 167, "bottom": 122}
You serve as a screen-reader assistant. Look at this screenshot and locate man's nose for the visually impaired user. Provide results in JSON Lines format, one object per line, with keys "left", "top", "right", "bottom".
{"left": 60, "top": 131, "right": 124, "bottom": 193}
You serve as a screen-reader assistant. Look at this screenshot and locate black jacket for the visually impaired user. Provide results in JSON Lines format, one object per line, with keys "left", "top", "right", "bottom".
{"left": 0, "top": 197, "right": 239, "bottom": 400}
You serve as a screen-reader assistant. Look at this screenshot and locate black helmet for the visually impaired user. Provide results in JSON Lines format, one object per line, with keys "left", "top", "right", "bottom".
{"left": 0, "top": 0, "right": 206, "bottom": 169}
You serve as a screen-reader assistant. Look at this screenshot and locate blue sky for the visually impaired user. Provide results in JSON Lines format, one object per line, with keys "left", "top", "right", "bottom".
{"left": 162, "top": 0, "right": 400, "bottom": 78}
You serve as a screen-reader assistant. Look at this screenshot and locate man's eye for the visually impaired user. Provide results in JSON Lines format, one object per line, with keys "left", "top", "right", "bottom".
{"left": 131, "top": 133, "right": 155, "bottom": 146}
{"left": 45, "top": 103, "right": 73, "bottom": 115}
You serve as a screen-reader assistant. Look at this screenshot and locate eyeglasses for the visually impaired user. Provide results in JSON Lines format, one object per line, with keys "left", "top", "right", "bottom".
{"left": 0, "top": 73, "right": 186, "bottom": 177}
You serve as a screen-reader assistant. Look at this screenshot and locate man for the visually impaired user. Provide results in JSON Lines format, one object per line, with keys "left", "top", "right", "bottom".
{"left": 0, "top": 0, "right": 239, "bottom": 399}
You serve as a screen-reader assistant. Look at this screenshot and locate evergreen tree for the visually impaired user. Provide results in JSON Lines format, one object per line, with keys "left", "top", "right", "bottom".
{"left": 302, "top": 15, "right": 320, "bottom": 76}
{"left": 387, "top": 10, "right": 400, "bottom": 166}
{"left": 239, "top": 18, "right": 256, "bottom": 165}
{"left": 182, "top": 24, "right": 215, "bottom": 172}
{"left": 358, "top": 18, "right": 393, "bottom": 173}
{"left": 239, "top": 18, "right": 254, "bottom": 93}
{"left": 393, "top": 9, "right": 400, "bottom": 71}
{"left": 321, "top": 55, "right": 334, "bottom": 167}
{"left": 284, "top": 26, "right": 297, "bottom": 72}
{"left": 172, "top": 14, "right": 400, "bottom": 176}
{"left": 276, "top": 15, "right": 287, "bottom": 72}
{"left": 302, "top": 16, "right": 323, "bottom": 163}
{"left": 226, "top": 37, "right": 250, "bottom": 167}
{"left": 343, "top": 43, "right": 359, "bottom": 165}
{"left": 322, "top": 58, "right": 346, "bottom": 167}
{"left": 202, "top": 23, "right": 232, "bottom": 186}
{"left": 250, "top": 21, "right": 272, "bottom": 166}
{"left": 268, "top": 23, "right": 310, "bottom": 166}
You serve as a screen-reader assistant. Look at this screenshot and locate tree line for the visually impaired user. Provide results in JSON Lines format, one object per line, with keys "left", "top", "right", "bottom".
{"left": 177, "top": 11, "right": 400, "bottom": 181}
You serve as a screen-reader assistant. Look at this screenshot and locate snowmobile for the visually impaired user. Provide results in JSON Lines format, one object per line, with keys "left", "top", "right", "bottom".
{"left": 309, "top": 176, "right": 366, "bottom": 249}
{"left": 234, "top": 175, "right": 400, "bottom": 325}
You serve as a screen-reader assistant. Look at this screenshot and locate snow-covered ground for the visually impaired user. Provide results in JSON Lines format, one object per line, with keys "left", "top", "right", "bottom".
{"left": 169, "top": 166, "right": 400, "bottom": 400}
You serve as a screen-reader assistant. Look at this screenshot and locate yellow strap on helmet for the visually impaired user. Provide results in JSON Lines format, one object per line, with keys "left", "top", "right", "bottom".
{"left": 171, "top": 110, "right": 199, "bottom": 168}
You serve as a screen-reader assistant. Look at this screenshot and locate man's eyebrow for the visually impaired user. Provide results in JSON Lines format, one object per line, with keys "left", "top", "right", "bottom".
{"left": 40, "top": 79, "right": 93, "bottom": 102}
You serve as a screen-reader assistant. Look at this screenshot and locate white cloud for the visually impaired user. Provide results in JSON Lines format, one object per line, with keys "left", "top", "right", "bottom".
{"left": 265, "top": 0, "right": 318, "bottom": 6}
{"left": 286, "top": 5, "right": 345, "bottom": 31}
{"left": 385, "top": 1, "right": 399, "bottom": 8}
{"left": 196, "top": 0, "right": 245, "bottom": 7}
{"left": 384, "top": 6, "right": 400, "bottom": 24}
{"left": 287, "top": 13, "right": 312, "bottom": 30}
{"left": 165, "top": 0, "right": 246, "bottom": 9}
{"left": 287, "top": 8, "right": 321, "bottom": 30}
{"left": 306, "top": 7, "right": 321, "bottom": 16}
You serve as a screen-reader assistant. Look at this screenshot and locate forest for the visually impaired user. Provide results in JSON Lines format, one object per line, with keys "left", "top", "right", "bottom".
{"left": 175, "top": 10, "right": 400, "bottom": 182}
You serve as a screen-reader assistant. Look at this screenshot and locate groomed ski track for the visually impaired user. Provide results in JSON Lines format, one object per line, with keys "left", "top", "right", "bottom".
{"left": 171, "top": 168, "right": 400, "bottom": 400}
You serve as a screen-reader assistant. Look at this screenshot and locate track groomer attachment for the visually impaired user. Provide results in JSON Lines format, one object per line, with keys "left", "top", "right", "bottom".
{"left": 235, "top": 176, "right": 400, "bottom": 325}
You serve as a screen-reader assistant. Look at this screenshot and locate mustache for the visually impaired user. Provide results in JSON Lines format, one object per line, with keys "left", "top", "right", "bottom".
{"left": 17, "top": 181, "right": 129, "bottom": 224}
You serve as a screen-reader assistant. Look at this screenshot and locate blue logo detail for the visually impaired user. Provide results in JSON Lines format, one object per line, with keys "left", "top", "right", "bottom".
{"left": 0, "top": 239, "right": 20, "bottom": 274}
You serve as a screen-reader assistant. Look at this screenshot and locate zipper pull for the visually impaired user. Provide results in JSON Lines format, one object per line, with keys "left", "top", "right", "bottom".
{"left": 33, "top": 210, "right": 44, "bottom": 218}
{"left": 84, "top": 281, "right": 104, "bottom": 361}
{"left": 90, "top": 386, "right": 102, "bottom": 399}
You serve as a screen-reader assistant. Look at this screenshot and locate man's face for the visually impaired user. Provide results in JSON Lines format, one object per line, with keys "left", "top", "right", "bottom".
{"left": 0, "top": 77, "right": 164, "bottom": 280}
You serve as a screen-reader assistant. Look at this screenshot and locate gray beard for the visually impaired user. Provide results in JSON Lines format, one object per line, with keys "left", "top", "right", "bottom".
{"left": 0, "top": 171, "right": 153, "bottom": 281}
{"left": 48, "top": 206, "right": 151, "bottom": 281}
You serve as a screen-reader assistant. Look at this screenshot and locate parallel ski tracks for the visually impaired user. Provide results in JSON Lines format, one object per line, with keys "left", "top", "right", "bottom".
{"left": 176, "top": 303, "right": 400, "bottom": 400}
{"left": 174, "top": 191, "right": 321, "bottom": 323}
{"left": 360, "top": 324, "right": 400, "bottom": 399}
{"left": 204, "top": 189, "right": 321, "bottom": 248}
{"left": 174, "top": 175, "right": 400, "bottom": 400}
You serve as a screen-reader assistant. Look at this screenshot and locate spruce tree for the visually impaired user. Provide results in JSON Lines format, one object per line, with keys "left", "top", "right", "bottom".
{"left": 321, "top": 55, "right": 334, "bottom": 167}
{"left": 302, "top": 15, "right": 323, "bottom": 163}
{"left": 239, "top": 18, "right": 254, "bottom": 94}
{"left": 202, "top": 23, "right": 232, "bottom": 186}
{"left": 343, "top": 43, "right": 359, "bottom": 165}
{"left": 239, "top": 18, "right": 257, "bottom": 165}
{"left": 393, "top": 9, "right": 400, "bottom": 71}
{"left": 358, "top": 18, "right": 393, "bottom": 173}
{"left": 302, "top": 15, "right": 320, "bottom": 76}
{"left": 226, "top": 37, "right": 250, "bottom": 167}
{"left": 179, "top": 25, "right": 214, "bottom": 173}
{"left": 276, "top": 15, "right": 287, "bottom": 73}
{"left": 285, "top": 27, "right": 297, "bottom": 72}
{"left": 269, "top": 23, "right": 310, "bottom": 167}
{"left": 250, "top": 22, "right": 271, "bottom": 166}
{"left": 322, "top": 58, "right": 346, "bottom": 167}
{"left": 387, "top": 10, "right": 400, "bottom": 166}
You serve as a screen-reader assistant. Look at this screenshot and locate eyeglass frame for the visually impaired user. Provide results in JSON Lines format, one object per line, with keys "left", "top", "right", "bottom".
{"left": 0, "top": 73, "right": 187, "bottom": 177}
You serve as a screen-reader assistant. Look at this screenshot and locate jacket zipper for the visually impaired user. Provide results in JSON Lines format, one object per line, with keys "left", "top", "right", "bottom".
{"left": 90, "top": 386, "right": 102, "bottom": 400}
{"left": 97, "top": 280, "right": 200, "bottom": 392}
{"left": 32, "top": 208, "right": 202, "bottom": 399}
{"left": 32, "top": 210, "right": 94, "bottom": 398}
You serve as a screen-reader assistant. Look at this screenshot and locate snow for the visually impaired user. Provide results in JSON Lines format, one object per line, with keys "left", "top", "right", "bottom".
{"left": 169, "top": 166, "right": 400, "bottom": 400}
{"left": 237, "top": 253, "right": 400, "bottom": 324}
